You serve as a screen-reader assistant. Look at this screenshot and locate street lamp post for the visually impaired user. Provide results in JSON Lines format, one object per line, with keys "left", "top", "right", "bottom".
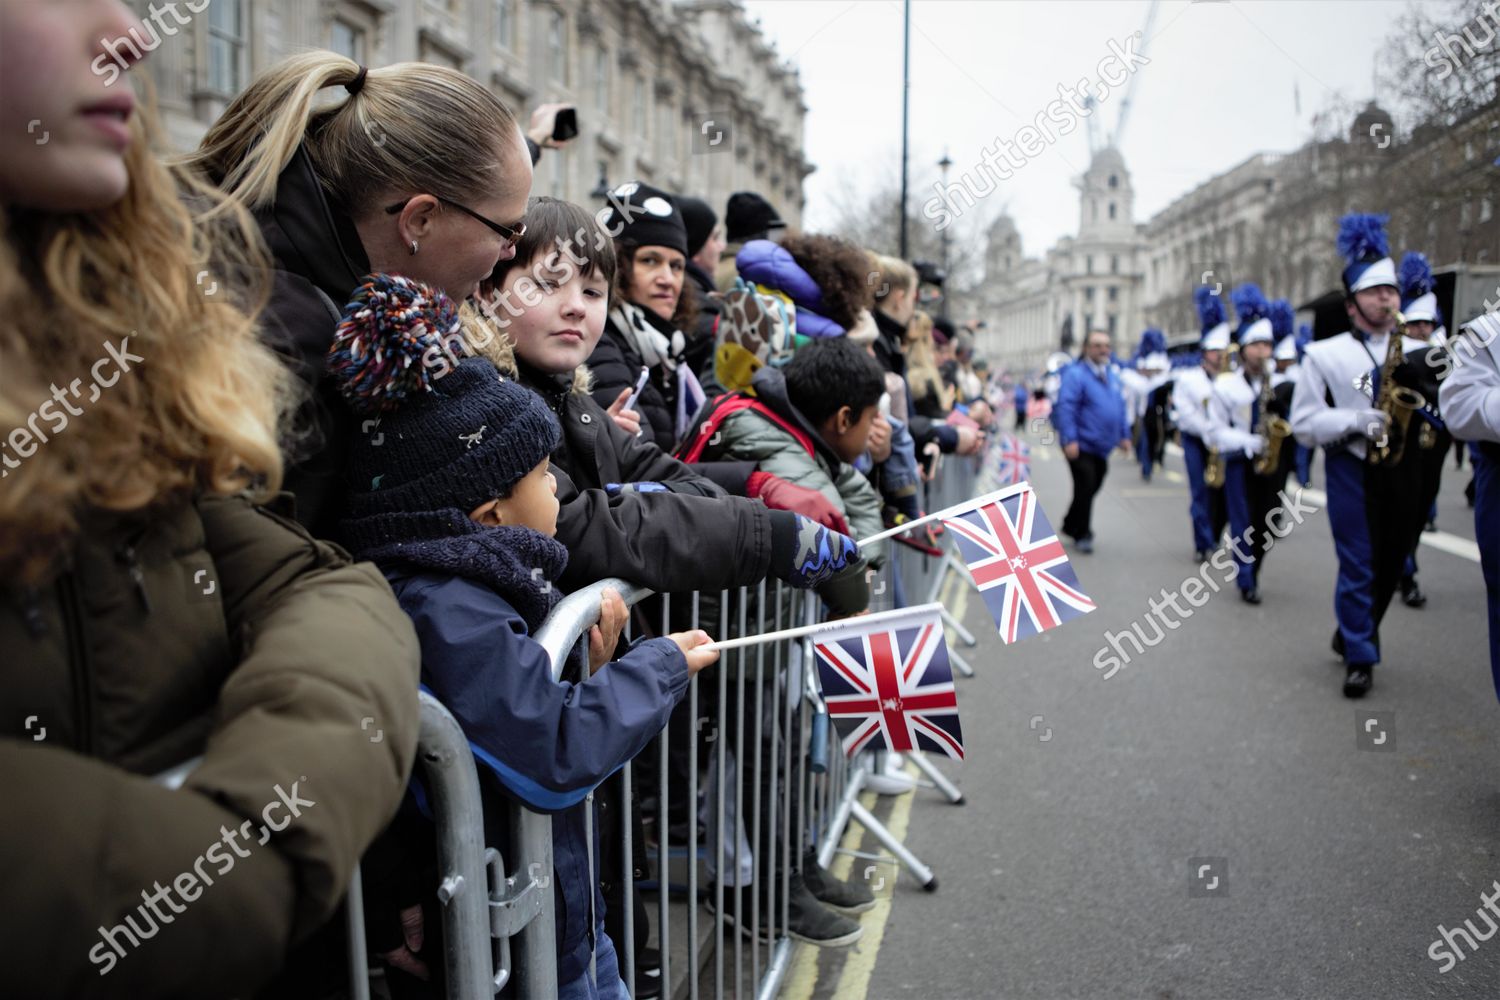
{"left": 938, "top": 149, "right": 952, "bottom": 317}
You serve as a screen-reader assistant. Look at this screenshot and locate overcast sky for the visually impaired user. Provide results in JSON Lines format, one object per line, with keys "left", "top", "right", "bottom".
{"left": 742, "top": 0, "right": 1416, "bottom": 257}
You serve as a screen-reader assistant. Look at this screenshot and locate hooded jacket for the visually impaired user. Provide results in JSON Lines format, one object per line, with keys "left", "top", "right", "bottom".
{"left": 734, "top": 239, "right": 845, "bottom": 339}
{"left": 3, "top": 494, "right": 420, "bottom": 997}
{"left": 340, "top": 508, "right": 688, "bottom": 986}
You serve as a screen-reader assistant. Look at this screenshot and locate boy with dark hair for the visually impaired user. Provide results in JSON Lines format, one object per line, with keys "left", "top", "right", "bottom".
{"left": 679, "top": 334, "right": 884, "bottom": 946}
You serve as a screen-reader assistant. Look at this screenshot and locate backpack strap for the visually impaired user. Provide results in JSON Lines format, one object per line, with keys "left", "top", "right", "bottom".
{"left": 675, "top": 393, "right": 817, "bottom": 464}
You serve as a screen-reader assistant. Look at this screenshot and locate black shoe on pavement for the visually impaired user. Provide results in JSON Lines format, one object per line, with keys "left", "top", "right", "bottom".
{"left": 634, "top": 947, "right": 662, "bottom": 1000}
{"left": 1343, "top": 665, "right": 1373, "bottom": 698}
{"left": 785, "top": 879, "right": 863, "bottom": 947}
{"left": 1401, "top": 577, "right": 1427, "bottom": 608}
{"left": 1331, "top": 629, "right": 1345, "bottom": 660}
{"left": 1194, "top": 548, "right": 1210, "bottom": 564}
{"left": 706, "top": 877, "right": 864, "bottom": 947}
{"left": 802, "top": 850, "right": 875, "bottom": 914}
{"left": 704, "top": 889, "right": 772, "bottom": 944}
{"left": 1240, "top": 587, "right": 1261, "bottom": 605}
{"left": 1076, "top": 536, "right": 1094, "bottom": 555}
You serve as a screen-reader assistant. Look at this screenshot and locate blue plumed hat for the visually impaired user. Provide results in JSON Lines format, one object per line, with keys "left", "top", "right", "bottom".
{"left": 1194, "top": 285, "right": 1230, "bottom": 351}
{"left": 1398, "top": 251, "right": 1442, "bottom": 326}
{"left": 1270, "top": 299, "right": 1297, "bottom": 361}
{"left": 1337, "top": 213, "right": 1396, "bottom": 294}
{"left": 329, "top": 273, "right": 560, "bottom": 516}
{"left": 1133, "top": 327, "right": 1168, "bottom": 369}
{"left": 1231, "top": 282, "right": 1273, "bottom": 345}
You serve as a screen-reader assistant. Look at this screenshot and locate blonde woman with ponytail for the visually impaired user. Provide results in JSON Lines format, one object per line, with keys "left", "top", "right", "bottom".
{"left": 906, "top": 310, "right": 955, "bottom": 418}
{"left": 189, "top": 49, "right": 534, "bottom": 533}
{"left": 0, "top": 2, "right": 420, "bottom": 994}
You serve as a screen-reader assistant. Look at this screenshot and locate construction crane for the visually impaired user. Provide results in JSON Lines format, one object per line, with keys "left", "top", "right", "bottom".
{"left": 1081, "top": 0, "right": 1159, "bottom": 158}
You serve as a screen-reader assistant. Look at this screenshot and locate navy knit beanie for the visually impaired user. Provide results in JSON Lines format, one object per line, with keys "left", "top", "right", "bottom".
{"left": 330, "top": 274, "right": 560, "bottom": 517}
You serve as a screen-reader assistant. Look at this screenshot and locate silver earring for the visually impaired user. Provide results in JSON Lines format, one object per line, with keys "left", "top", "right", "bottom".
{"left": 409, "top": 240, "right": 419, "bottom": 255}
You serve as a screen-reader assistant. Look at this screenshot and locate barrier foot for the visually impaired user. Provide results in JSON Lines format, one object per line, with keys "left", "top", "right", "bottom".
{"left": 948, "top": 647, "right": 976, "bottom": 678}
{"left": 941, "top": 606, "right": 977, "bottom": 647}
{"left": 907, "top": 752, "right": 964, "bottom": 805}
{"left": 849, "top": 800, "right": 937, "bottom": 888}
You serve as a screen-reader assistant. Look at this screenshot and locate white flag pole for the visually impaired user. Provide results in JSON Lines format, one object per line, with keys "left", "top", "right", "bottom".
{"left": 704, "top": 602, "right": 945, "bottom": 652}
{"left": 856, "top": 481, "right": 1031, "bottom": 549}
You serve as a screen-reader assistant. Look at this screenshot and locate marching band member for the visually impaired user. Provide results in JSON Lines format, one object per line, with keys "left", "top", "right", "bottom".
{"left": 1123, "top": 328, "right": 1170, "bottom": 482}
{"left": 1290, "top": 323, "right": 1316, "bottom": 487}
{"left": 1209, "top": 284, "right": 1284, "bottom": 604}
{"left": 1438, "top": 313, "right": 1500, "bottom": 700}
{"left": 1397, "top": 251, "right": 1451, "bottom": 605}
{"left": 1290, "top": 214, "right": 1436, "bottom": 698}
{"left": 1173, "top": 287, "right": 1232, "bottom": 562}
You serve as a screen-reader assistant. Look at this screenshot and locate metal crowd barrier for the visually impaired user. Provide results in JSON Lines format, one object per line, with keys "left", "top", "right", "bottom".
{"left": 362, "top": 448, "right": 990, "bottom": 999}
{"left": 143, "top": 447, "right": 990, "bottom": 999}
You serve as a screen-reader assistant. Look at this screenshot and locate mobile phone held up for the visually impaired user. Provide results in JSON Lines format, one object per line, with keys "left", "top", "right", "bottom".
{"left": 621, "top": 366, "right": 650, "bottom": 413}
{"left": 552, "top": 107, "right": 578, "bottom": 142}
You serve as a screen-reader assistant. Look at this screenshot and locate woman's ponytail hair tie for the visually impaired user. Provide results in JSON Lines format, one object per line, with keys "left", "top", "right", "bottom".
{"left": 345, "top": 65, "right": 368, "bottom": 95}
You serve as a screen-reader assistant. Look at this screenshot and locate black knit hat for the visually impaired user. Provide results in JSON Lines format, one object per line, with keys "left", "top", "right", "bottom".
{"left": 597, "top": 181, "right": 687, "bottom": 256}
{"left": 724, "top": 191, "right": 786, "bottom": 243}
{"left": 675, "top": 195, "right": 718, "bottom": 257}
{"left": 330, "top": 274, "right": 560, "bottom": 517}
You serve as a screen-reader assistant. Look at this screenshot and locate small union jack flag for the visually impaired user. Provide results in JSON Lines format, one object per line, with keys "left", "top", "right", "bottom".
{"left": 813, "top": 605, "right": 964, "bottom": 761}
{"left": 942, "top": 484, "right": 1096, "bottom": 644}
{"left": 993, "top": 433, "right": 1031, "bottom": 485}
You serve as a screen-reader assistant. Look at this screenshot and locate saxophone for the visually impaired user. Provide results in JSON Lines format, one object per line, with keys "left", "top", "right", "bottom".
{"left": 1252, "top": 364, "right": 1292, "bottom": 476}
{"left": 1367, "top": 310, "right": 1426, "bottom": 467}
{"left": 1203, "top": 344, "right": 1233, "bottom": 489}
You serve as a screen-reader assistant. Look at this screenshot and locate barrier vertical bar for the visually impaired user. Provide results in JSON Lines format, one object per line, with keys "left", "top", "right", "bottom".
{"left": 658, "top": 592, "right": 672, "bottom": 996}
{"left": 688, "top": 590, "right": 701, "bottom": 1000}
{"left": 715, "top": 588, "right": 729, "bottom": 1000}
{"left": 734, "top": 588, "right": 747, "bottom": 995}
{"left": 750, "top": 578, "right": 765, "bottom": 987}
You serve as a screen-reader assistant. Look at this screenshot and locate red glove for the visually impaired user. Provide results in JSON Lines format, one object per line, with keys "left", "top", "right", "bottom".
{"left": 746, "top": 471, "right": 850, "bottom": 535}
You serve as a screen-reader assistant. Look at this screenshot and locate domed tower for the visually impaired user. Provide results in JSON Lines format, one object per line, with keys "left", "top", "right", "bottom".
{"left": 1077, "top": 146, "right": 1135, "bottom": 239}
{"left": 985, "top": 213, "right": 1023, "bottom": 286}
{"left": 1350, "top": 100, "right": 1394, "bottom": 148}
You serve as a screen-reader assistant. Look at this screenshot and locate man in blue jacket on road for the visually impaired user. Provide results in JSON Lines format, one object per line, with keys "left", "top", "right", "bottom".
{"left": 1053, "top": 329, "right": 1131, "bottom": 553}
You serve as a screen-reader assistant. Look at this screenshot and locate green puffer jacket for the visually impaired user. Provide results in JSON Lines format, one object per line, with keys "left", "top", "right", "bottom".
{"left": 2, "top": 493, "right": 421, "bottom": 998}
{"left": 693, "top": 366, "right": 885, "bottom": 548}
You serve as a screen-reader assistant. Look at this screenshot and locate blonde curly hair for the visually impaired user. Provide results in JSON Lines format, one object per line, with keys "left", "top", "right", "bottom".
{"left": 0, "top": 82, "right": 294, "bottom": 584}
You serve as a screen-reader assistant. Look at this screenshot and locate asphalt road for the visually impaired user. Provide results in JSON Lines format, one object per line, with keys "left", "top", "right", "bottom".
{"left": 867, "top": 435, "right": 1499, "bottom": 1000}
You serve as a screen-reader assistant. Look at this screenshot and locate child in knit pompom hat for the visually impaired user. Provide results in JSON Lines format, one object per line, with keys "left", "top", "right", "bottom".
{"left": 330, "top": 273, "right": 719, "bottom": 996}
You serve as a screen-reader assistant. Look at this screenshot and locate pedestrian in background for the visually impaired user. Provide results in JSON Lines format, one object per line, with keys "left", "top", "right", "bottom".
{"left": 1053, "top": 329, "right": 1131, "bottom": 554}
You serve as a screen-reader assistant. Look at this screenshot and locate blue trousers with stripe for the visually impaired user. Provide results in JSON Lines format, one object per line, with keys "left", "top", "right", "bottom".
{"left": 1181, "top": 434, "right": 1219, "bottom": 554}
{"left": 1475, "top": 449, "right": 1500, "bottom": 702}
{"left": 1223, "top": 457, "right": 1276, "bottom": 594}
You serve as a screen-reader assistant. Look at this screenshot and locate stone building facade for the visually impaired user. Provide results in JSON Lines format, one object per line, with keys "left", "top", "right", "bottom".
{"left": 983, "top": 98, "right": 1499, "bottom": 372}
{"left": 129, "top": 0, "right": 810, "bottom": 224}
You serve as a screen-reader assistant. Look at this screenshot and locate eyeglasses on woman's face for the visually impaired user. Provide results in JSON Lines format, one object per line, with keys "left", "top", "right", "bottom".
{"left": 384, "top": 195, "right": 527, "bottom": 248}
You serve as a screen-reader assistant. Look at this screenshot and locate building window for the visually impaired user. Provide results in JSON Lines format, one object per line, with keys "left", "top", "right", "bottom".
{"left": 1108, "top": 286, "right": 1118, "bottom": 302}
{"left": 330, "top": 18, "right": 365, "bottom": 62}
{"left": 1108, "top": 174, "right": 1118, "bottom": 189}
{"left": 1110, "top": 254, "right": 1119, "bottom": 274}
{"left": 1482, "top": 196, "right": 1495, "bottom": 224}
{"left": 207, "top": 0, "right": 246, "bottom": 95}
{"left": 549, "top": 9, "right": 568, "bottom": 84}
{"left": 594, "top": 47, "right": 608, "bottom": 111}
{"left": 1085, "top": 285, "right": 1094, "bottom": 302}
{"left": 1108, "top": 202, "right": 1116, "bottom": 220}
{"left": 1086, "top": 255, "right": 1093, "bottom": 275}
{"left": 1108, "top": 313, "right": 1118, "bottom": 337}
{"left": 493, "top": 0, "right": 514, "bottom": 49}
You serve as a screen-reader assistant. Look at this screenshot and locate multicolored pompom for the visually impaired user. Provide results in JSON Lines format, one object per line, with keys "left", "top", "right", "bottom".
{"left": 329, "top": 273, "right": 464, "bottom": 415}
